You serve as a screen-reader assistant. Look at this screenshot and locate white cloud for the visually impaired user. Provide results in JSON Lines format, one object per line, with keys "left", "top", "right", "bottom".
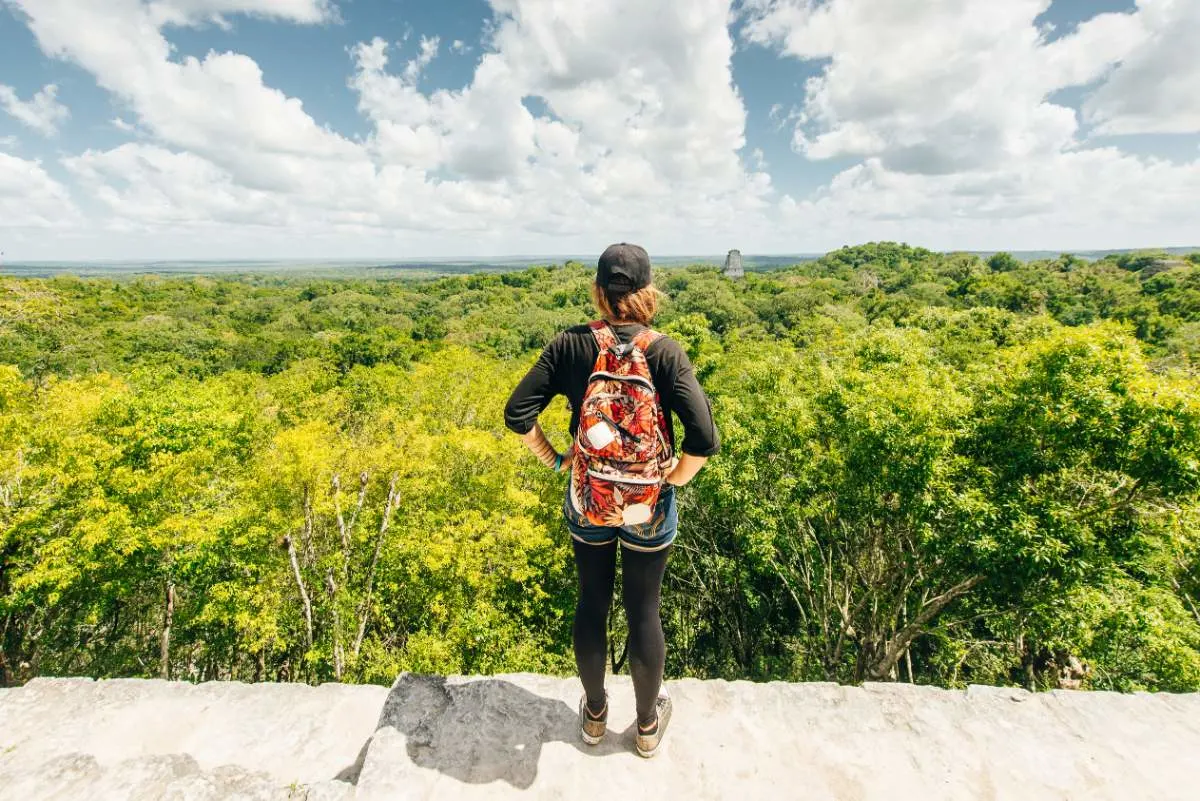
{"left": 0, "top": 83, "right": 70, "bottom": 137}
{"left": 740, "top": 0, "right": 1152, "bottom": 173}
{"left": 63, "top": 144, "right": 287, "bottom": 228}
{"left": 403, "top": 35, "right": 440, "bottom": 83}
{"left": 0, "top": 152, "right": 79, "bottom": 228}
{"left": 350, "top": 0, "right": 779, "bottom": 242}
{"left": 1, "top": 0, "right": 1196, "bottom": 259}
{"left": 779, "top": 148, "right": 1200, "bottom": 250}
{"left": 9, "top": 0, "right": 364, "bottom": 196}
{"left": 145, "top": 0, "right": 336, "bottom": 26}
{"left": 351, "top": 35, "right": 538, "bottom": 181}
{"left": 1083, "top": 0, "right": 1200, "bottom": 135}
{"left": 3, "top": 0, "right": 773, "bottom": 257}
{"left": 739, "top": 0, "right": 1199, "bottom": 251}
{"left": 354, "top": 0, "right": 770, "bottom": 199}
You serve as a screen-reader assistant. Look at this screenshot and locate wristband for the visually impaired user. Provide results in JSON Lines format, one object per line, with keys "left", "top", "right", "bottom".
{"left": 554, "top": 453, "right": 563, "bottom": 472}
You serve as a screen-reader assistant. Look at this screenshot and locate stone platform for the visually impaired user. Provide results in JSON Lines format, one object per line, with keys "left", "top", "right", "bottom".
{"left": 1, "top": 673, "right": 1198, "bottom": 800}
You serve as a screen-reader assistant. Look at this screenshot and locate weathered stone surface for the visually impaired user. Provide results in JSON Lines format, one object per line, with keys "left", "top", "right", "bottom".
{"left": 2, "top": 672, "right": 1198, "bottom": 800}
{"left": 354, "top": 673, "right": 1200, "bottom": 801}
{"left": 80, "top": 754, "right": 201, "bottom": 801}
{"left": 0, "top": 676, "right": 385, "bottom": 799}
{"left": 300, "top": 780, "right": 357, "bottom": 801}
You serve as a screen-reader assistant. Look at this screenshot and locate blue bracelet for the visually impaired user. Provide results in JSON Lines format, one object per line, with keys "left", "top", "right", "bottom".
{"left": 554, "top": 453, "right": 563, "bottom": 472}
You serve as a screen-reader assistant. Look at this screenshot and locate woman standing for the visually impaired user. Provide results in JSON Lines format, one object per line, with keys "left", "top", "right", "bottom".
{"left": 504, "top": 243, "right": 719, "bottom": 757}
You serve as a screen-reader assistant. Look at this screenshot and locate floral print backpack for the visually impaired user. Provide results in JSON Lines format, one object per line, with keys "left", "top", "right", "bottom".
{"left": 568, "top": 320, "right": 674, "bottom": 527}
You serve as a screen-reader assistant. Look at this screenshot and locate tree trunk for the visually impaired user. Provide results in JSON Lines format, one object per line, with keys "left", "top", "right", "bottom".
{"left": 0, "top": 650, "right": 9, "bottom": 688}
{"left": 346, "top": 472, "right": 368, "bottom": 582}
{"left": 354, "top": 475, "right": 399, "bottom": 657}
{"left": 160, "top": 580, "right": 175, "bottom": 680}
{"left": 333, "top": 473, "right": 348, "bottom": 556}
{"left": 301, "top": 487, "right": 316, "bottom": 567}
{"left": 902, "top": 599, "right": 914, "bottom": 683}
{"left": 0, "top": 611, "right": 11, "bottom": 687}
{"left": 326, "top": 568, "right": 344, "bottom": 681}
{"left": 285, "top": 535, "right": 314, "bottom": 650}
{"left": 865, "top": 575, "right": 982, "bottom": 681}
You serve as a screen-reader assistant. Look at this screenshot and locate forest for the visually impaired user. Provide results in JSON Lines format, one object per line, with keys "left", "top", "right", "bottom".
{"left": 1, "top": 242, "right": 1198, "bottom": 693}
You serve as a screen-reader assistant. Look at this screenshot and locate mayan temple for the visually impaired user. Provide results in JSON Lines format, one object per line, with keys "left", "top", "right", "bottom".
{"left": 723, "top": 249, "right": 744, "bottom": 278}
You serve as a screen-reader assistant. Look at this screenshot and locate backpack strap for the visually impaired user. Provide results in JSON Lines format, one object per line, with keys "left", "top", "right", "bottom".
{"left": 632, "top": 328, "right": 663, "bottom": 352}
{"left": 590, "top": 321, "right": 662, "bottom": 355}
{"left": 588, "top": 320, "right": 619, "bottom": 351}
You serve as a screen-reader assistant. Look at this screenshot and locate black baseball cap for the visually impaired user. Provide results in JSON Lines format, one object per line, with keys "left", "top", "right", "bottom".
{"left": 597, "top": 243, "right": 652, "bottom": 292}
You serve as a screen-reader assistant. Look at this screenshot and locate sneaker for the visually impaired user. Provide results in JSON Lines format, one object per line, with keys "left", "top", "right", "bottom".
{"left": 579, "top": 692, "right": 608, "bottom": 745}
{"left": 635, "top": 692, "right": 673, "bottom": 758}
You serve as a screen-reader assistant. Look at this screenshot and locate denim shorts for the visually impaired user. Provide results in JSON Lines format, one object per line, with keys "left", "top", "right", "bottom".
{"left": 563, "top": 481, "right": 678, "bottom": 552}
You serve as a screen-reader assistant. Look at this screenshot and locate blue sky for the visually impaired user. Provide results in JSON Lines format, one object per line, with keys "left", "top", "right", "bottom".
{"left": 0, "top": 0, "right": 1197, "bottom": 260}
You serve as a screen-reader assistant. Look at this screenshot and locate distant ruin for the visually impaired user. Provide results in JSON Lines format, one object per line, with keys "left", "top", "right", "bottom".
{"left": 723, "top": 249, "right": 744, "bottom": 279}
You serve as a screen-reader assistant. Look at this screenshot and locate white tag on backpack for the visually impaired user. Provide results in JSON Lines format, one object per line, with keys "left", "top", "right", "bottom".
{"left": 585, "top": 421, "right": 616, "bottom": 449}
{"left": 622, "top": 503, "right": 652, "bottom": 525}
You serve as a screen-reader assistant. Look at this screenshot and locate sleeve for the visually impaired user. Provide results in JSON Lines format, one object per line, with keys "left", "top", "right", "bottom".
{"left": 661, "top": 339, "right": 720, "bottom": 457}
{"left": 503, "top": 333, "right": 562, "bottom": 435}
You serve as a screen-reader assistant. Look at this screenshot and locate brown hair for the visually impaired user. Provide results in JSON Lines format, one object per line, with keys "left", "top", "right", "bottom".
{"left": 591, "top": 281, "right": 665, "bottom": 326}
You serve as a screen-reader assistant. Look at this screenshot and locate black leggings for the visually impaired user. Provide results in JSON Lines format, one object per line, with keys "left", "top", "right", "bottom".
{"left": 572, "top": 539, "right": 672, "bottom": 726}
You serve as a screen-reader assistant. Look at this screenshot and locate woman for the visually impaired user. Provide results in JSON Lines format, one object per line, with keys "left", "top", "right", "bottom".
{"left": 504, "top": 242, "right": 719, "bottom": 757}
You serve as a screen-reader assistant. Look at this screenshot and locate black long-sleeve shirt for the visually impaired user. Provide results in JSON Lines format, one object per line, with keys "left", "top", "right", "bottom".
{"left": 504, "top": 322, "right": 720, "bottom": 457}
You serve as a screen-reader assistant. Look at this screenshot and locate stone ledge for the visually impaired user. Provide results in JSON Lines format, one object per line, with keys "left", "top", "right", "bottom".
{"left": 2, "top": 673, "right": 1198, "bottom": 800}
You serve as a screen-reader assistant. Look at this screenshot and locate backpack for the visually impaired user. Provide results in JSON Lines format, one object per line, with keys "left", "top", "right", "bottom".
{"left": 568, "top": 320, "right": 673, "bottom": 527}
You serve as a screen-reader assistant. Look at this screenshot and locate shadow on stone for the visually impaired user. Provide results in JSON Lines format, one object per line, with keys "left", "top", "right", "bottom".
{"left": 369, "top": 673, "right": 629, "bottom": 789}
{"left": 332, "top": 738, "right": 372, "bottom": 784}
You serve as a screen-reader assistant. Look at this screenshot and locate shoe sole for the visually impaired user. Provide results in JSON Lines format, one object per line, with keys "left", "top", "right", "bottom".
{"left": 581, "top": 729, "right": 604, "bottom": 746}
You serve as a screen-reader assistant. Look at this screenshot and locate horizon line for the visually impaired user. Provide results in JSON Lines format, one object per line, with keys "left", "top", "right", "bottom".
{"left": 3, "top": 245, "right": 1198, "bottom": 266}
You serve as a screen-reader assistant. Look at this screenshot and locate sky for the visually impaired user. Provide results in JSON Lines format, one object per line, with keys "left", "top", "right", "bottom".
{"left": 0, "top": 0, "right": 1197, "bottom": 261}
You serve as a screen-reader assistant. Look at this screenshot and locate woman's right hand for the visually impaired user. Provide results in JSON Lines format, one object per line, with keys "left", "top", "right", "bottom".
{"left": 665, "top": 453, "right": 707, "bottom": 487}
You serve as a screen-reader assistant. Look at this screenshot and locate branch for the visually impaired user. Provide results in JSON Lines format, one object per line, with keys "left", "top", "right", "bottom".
{"left": 333, "top": 473, "right": 348, "bottom": 557}
{"left": 301, "top": 486, "right": 316, "bottom": 567}
{"left": 348, "top": 471, "right": 369, "bottom": 535}
{"left": 1172, "top": 576, "right": 1200, "bottom": 628}
{"left": 768, "top": 556, "right": 810, "bottom": 628}
{"left": 285, "top": 534, "right": 314, "bottom": 650}
{"left": 344, "top": 471, "right": 369, "bottom": 584}
{"left": 354, "top": 474, "right": 399, "bottom": 657}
